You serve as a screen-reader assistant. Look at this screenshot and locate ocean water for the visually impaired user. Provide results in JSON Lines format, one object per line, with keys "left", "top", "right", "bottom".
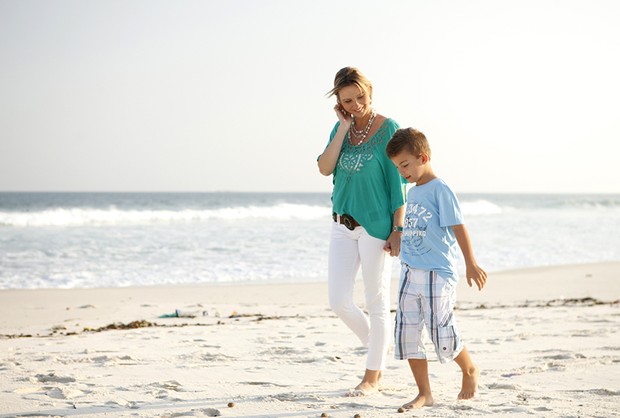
{"left": 0, "top": 192, "right": 619, "bottom": 289}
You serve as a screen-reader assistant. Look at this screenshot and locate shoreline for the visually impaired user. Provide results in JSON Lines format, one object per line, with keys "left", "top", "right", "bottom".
{"left": 2, "top": 259, "right": 619, "bottom": 292}
{"left": 1, "top": 262, "right": 618, "bottom": 337}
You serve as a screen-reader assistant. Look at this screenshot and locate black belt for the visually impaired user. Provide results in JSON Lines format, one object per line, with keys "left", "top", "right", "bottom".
{"left": 333, "top": 213, "right": 360, "bottom": 231}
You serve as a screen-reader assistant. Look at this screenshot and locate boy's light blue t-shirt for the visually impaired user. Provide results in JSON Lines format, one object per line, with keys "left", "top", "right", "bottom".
{"left": 400, "top": 178, "right": 463, "bottom": 280}
{"left": 324, "top": 118, "right": 406, "bottom": 240}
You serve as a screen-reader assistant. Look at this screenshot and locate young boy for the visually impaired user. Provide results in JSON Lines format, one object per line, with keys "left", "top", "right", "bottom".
{"left": 385, "top": 128, "right": 487, "bottom": 410}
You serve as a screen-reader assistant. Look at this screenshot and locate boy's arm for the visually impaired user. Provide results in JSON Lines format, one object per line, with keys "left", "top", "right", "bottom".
{"left": 452, "top": 224, "right": 487, "bottom": 290}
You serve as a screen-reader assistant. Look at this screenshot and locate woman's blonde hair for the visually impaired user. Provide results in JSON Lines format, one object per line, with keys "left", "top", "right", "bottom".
{"left": 327, "top": 67, "right": 373, "bottom": 102}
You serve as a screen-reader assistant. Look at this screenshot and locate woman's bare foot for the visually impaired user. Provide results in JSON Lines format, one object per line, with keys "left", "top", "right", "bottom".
{"left": 401, "top": 393, "right": 434, "bottom": 410}
{"left": 458, "top": 366, "right": 479, "bottom": 400}
{"left": 346, "top": 369, "right": 381, "bottom": 396}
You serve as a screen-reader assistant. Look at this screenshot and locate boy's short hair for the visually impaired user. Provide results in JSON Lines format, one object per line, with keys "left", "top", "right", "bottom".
{"left": 386, "top": 128, "right": 431, "bottom": 159}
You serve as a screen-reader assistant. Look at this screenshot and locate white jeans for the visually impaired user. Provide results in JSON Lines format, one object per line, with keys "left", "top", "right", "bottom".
{"left": 328, "top": 221, "right": 392, "bottom": 371}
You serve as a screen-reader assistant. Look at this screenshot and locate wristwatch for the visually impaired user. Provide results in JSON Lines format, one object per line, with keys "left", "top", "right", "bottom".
{"left": 392, "top": 225, "right": 403, "bottom": 233}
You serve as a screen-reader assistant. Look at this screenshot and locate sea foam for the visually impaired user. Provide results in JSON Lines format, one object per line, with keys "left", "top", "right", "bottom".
{"left": 0, "top": 204, "right": 330, "bottom": 227}
{"left": 460, "top": 199, "right": 504, "bottom": 216}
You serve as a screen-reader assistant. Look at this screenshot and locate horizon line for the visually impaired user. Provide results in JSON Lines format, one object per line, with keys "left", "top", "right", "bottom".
{"left": 1, "top": 190, "right": 620, "bottom": 195}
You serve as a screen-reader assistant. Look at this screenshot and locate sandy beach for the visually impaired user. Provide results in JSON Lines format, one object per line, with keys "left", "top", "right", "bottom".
{"left": 1, "top": 262, "right": 619, "bottom": 418}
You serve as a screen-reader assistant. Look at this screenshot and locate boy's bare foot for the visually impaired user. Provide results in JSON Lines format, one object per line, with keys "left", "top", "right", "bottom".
{"left": 458, "top": 366, "right": 479, "bottom": 400}
{"left": 401, "top": 393, "right": 434, "bottom": 410}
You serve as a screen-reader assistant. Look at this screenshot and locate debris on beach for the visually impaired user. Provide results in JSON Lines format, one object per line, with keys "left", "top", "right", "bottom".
{"left": 159, "top": 309, "right": 208, "bottom": 318}
{"left": 83, "top": 320, "right": 155, "bottom": 332}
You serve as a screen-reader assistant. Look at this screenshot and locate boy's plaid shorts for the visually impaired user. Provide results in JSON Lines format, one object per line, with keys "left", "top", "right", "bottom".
{"left": 394, "top": 264, "right": 463, "bottom": 363}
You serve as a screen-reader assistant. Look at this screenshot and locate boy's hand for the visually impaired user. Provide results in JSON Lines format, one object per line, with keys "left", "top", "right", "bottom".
{"left": 383, "top": 231, "right": 402, "bottom": 257}
{"left": 466, "top": 263, "right": 487, "bottom": 291}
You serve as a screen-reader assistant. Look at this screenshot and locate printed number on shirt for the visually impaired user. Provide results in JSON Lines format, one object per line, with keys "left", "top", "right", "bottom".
{"left": 408, "top": 203, "right": 432, "bottom": 227}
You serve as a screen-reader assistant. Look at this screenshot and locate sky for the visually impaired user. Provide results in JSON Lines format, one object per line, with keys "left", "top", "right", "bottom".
{"left": 1, "top": 0, "right": 619, "bottom": 194}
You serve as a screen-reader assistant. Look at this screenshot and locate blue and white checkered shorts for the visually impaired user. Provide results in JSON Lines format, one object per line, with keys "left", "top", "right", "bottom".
{"left": 394, "top": 265, "right": 463, "bottom": 363}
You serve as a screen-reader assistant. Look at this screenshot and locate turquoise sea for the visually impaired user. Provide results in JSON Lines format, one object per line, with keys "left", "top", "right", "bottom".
{"left": 1, "top": 192, "right": 619, "bottom": 289}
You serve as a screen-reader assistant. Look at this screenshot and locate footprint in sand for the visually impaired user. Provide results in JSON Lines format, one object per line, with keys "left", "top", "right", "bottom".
{"left": 162, "top": 408, "right": 221, "bottom": 417}
{"left": 105, "top": 399, "right": 142, "bottom": 409}
{"left": 149, "top": 380, "right": 184, "bottom": 392}
{"left": 35, "top": 373, "right": 77, "bottom": 383}
{"left": 241, "top": 381, "right": 289, "bottom": 388}
{"left": 486, "top": 382, "right": 521, "bottom": 391}
{"left": 534, "top": 406, "right": 553, "bottom": 412}
{"left": 46, "top": 387, "right": 88, "bottom": 399}
{"left": 541, "top": 352, "right": 586, "bottom": 360}
{"left": 270, "top": 393, "right": 324, "bottom": 402}
{"left": 89, "top": 354, "right": 139, "bottom": 366}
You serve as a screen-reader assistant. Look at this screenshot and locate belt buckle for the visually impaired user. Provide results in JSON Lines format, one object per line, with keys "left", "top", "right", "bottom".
{"left": 341, "top": 214, "right": 356, "bottom": 231}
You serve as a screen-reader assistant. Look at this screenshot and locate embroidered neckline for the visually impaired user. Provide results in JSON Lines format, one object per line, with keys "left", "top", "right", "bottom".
{"left": 343, "top": 118, "right": 391, "bottom": 153}
{"left": 337, "top": 119, "right": 392, "bottom": 182}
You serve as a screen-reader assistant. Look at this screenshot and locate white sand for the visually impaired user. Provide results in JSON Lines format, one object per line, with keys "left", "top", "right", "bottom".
{"left": 1, "top": 262, "right": 619, "bottom": 418}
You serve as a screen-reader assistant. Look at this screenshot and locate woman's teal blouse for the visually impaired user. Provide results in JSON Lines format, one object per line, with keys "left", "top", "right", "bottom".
{"left": 325, "top": 118, "right": 406, "bottom": 240}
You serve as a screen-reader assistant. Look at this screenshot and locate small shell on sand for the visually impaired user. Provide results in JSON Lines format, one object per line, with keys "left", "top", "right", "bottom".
{"left": 397, "top": 407, "right": 405, "bottom": 413}
{"left": 227, "top": 402, "right": 235, "bottom": 408}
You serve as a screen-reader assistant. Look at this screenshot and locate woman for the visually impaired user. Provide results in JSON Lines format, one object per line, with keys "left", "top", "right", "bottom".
{"left": 317, "top": 67, "right": 406, "bottom": 395}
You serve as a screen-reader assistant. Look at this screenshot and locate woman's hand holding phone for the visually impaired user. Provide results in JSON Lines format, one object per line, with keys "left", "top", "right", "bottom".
{"left": 334, "top": 103, "right": 352, "bottom": 128}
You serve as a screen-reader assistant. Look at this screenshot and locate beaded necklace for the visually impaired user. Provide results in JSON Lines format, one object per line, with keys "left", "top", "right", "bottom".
{"left": 349, "top": 109, "right": 377, "bottom": 146}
